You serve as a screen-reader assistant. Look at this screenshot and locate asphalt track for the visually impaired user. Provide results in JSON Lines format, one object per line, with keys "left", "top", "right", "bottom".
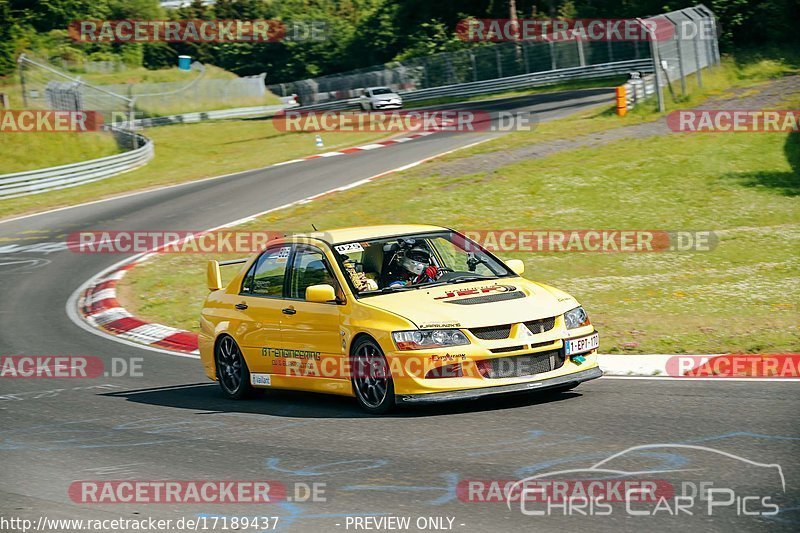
{"left": 0, "top": 88, "right": 798, "bottom": 532}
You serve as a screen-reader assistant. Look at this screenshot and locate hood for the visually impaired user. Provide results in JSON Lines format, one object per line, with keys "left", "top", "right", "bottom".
{"left": 373, "top": 92, "right": 401, "bottom": 100}
{"left": 360, "top": 278, "right": 579, "bottom": 329}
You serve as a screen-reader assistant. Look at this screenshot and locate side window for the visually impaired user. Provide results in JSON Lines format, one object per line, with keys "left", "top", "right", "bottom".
{"left": 289, "top": 246, "right": 338, "bottom": 300}
{"left": 241, "top": 245, "right": 291, "bottom": 297}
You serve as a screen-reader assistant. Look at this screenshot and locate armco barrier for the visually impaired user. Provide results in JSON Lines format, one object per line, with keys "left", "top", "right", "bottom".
{"left": 298, "top": 60, "right": 654, "bottom": 111}
{"left": 0, "top": 130, "right": 153, "bottom": 199}
{"left": 129, "top": 104, "right": 290, "bottom": 128}
{"left": 0, "top": 104, "right": 292, "bottom": 200}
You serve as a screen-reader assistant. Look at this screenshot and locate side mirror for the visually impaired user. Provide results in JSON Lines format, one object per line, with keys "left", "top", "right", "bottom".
{"left": 505, "top": 259, "right": 525, "bottom": 276}
{"left": 306, "top": 284, "right": 337, "bottom": 303}
{"left": 207, "top": 260, "right": 223, "bottom": 291}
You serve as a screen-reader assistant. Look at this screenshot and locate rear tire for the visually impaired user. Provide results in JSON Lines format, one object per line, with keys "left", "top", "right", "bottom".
{"left": 215, "top": 335, "right": 254, "bottom": 400}
{"left": 350, "top": 337, "right": 395, "bottom": 414}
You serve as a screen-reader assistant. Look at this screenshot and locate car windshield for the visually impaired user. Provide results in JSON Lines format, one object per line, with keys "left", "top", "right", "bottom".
{"left": 331, "top": 231, "right": 513, "bottom": 296}
{"left": 370, "top": 87, "right": 394, "bottom": 95}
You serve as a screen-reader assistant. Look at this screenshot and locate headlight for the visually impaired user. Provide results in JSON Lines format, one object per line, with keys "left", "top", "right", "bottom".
{"left": 392, "top": 329, "right": 470, "bottom": 350}
{"left": 564, "top": 306, "right": 591, "bottom": 329}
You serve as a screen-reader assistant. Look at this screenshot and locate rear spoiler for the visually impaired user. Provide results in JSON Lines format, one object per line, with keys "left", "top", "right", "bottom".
{"left": 207, "top": 258, "right": 247, "bottom": 291}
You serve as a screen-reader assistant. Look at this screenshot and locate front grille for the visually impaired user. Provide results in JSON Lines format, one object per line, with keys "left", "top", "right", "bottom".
{"left": 490, "top": 345, "right": 525, "bottom": 354}
{"left": 445, "top": 291, "right": 526, "bottom": 305}
{"left": 524, "top": 316, "right": 557, "bottom": 334}
{"left": 479, "top": 349, "right": 566, "bottom": 379}
{"left": 470, "top": 324, "right": 512, "bottom": 340}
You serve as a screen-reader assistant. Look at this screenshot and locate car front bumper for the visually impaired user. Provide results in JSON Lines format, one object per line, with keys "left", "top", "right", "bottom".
{"left": 395, "top": 365, "right": 602, "bottom": 404}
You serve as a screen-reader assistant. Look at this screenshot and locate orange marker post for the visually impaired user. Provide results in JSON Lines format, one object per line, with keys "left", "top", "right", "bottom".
{"left": 616, "top": 85, "right": 627, "bottom": 116}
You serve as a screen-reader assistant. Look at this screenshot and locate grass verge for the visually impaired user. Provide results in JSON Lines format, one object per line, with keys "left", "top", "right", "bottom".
{"left": 0, "top": 118, "right": 389, "bottom": 220}
{"left": 0, "top": 131, "right": 120, "bottom": 173}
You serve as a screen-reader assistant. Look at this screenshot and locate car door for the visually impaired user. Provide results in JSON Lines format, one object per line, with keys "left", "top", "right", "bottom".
{"left": 235, "top": 244, "right": 292, "bottom": 373}
{"left": 280, "top": 244, "right": 347, "bottom": 389}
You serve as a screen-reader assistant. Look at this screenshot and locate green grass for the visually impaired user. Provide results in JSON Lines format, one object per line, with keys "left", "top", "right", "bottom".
{"left": 0, "top": 131, "right": 120, "bottom": 173}
{"left": 441, "top": 54, "right": 799, "bottom": 162}
{"left": 121, "top": 103, "right": 800, "bottom": 354}
{"left": 77, "top": 64, "right": 240, "bottom": 85}
{"left": 0, "top": 118, "right": 389, "bottom": 219}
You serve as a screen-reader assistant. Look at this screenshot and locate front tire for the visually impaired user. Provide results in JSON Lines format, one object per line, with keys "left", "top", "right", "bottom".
{"left": 351, "top": 337, "right": 395, "bottom": 414}
{"left": 215, "top": 335, "right": 254, "bottom": 400}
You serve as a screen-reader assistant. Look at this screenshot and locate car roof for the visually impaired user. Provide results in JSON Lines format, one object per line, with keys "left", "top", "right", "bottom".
{"left": 299, "top": 225, "right": 447, "bottom": 245}
{"left": 366, "top": 86, "right": 392, "bottom": 91}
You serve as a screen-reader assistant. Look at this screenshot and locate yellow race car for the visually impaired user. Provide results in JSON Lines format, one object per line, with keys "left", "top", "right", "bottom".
{"left": 199, "top": 225, "right": 601, "bottom": 413}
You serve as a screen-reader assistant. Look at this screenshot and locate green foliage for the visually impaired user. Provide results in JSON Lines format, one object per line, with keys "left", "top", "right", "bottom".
{"left": 0, "top": 1, "right": 797, "bottom": 81}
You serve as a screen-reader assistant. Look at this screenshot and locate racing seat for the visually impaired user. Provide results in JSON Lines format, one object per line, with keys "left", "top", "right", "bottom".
{"left": 361, "top": 245, "right": 384, "bottom": 282}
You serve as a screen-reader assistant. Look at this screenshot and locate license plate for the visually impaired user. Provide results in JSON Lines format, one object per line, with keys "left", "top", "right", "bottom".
{"left": 564, "top": 333, "right": 599, "bottom": 355}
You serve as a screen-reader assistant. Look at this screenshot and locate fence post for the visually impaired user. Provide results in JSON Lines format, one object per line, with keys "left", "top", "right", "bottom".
{"left": 18, "top": 55, "right": 29, "bottom": 108}
{"left": 707, "top": 12, "right": 721, "bottom": 65}
{"left": 576, "top": 39, "right": 586, "bottom": 67}
{"left": 129, "top": 100, "right": 138, "bottom": 150}
{"left": 676, "top": 35, "right": 687, "bottom": 97}
{"left": 495, "top": 48, "right": 503, "bottom": 78}
{"left": 445, "top": 55, "right": 454, "bottom": 85}
{"left": 692, "top": 29, "right": 703, "bottom": 88}
{"left": 639, "top": 18, "right": 665, "bottom": 113}
{"left": 469, "top": 51, "right": 477, "bottom": 82}
{"left": 522, "top": 43, "right": 529, "bottom": 73}
{"left": 607, "top": 40, "right": 614, "bottom": 63}
{"left": 547, "top": 39, "right": 557, "bottom": 70}
{"left": 665, "top": 15, "right": 687, "bottom": 98}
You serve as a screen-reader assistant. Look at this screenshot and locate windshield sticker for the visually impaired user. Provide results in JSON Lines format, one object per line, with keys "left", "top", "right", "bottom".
{"left": 335, "top": 242, "right": 364, "bottom": 254}
{"left": 275, "top": 246, "right": 291, "bottom": 263}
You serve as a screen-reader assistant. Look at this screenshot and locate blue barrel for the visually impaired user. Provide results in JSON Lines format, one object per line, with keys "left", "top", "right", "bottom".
{"left": 178, "top": 55, "right": 192, "bottom": 71}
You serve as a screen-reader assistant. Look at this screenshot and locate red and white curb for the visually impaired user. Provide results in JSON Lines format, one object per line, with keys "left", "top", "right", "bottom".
{"left": 80, "top": 263, "right": 199, "bottom": 354}
{"left": 270, "top": 132, "right": 435, "bottom": 167}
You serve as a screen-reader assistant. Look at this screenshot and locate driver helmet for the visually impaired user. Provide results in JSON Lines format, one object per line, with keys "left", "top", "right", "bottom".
{"left": 397, "top": 246, "right": 431, "bottom": 276}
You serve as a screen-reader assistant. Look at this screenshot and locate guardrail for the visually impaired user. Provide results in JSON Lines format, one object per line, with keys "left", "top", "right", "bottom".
{"left": 297, "top": 60, "right": 654, "bottom": 111}
{"left": 129, "top": 104, "right": 291, "bottom": 128}
{"left": 0, "top": 104, "right": 294, "bottom": 200}
{"left": 0, "top": 130, "right": 153, "bottom": 199}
